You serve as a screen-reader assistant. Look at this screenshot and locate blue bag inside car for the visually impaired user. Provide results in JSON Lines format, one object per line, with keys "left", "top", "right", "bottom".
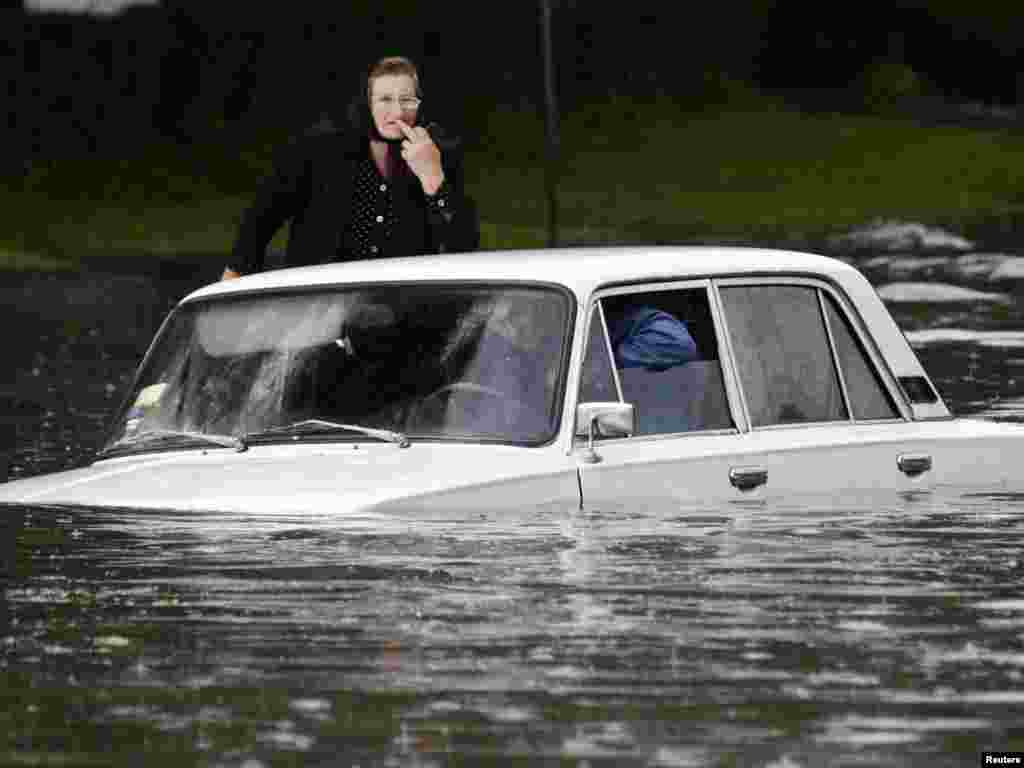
{"left": 608, "top": 306, "right": 698, "bottom": 371}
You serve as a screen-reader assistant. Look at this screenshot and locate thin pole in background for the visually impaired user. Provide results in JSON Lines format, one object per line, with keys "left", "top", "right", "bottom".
{"left": 540, "top": 0, "right": 560, "bottom": 247}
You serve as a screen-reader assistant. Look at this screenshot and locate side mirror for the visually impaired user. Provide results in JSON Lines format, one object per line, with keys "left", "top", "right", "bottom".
{"left": 575, "top": 401, "right": 635, "bottom": 438}
{"left": 575, "top": 401, "right": 635, "bottom": 463}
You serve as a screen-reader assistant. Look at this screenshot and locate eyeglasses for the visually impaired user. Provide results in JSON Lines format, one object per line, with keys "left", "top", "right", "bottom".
{"left": 373, "top": 96, "right": 421, "bottom": 111}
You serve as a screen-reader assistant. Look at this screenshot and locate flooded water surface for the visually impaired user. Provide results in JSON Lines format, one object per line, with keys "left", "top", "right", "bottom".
{"left": 2, "top": 243, "right": 1024, "bottom": 766}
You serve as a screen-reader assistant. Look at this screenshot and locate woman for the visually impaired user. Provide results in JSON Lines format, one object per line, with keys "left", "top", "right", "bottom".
{"left": 223, "top": 56, "right": 479, "bottom": 279}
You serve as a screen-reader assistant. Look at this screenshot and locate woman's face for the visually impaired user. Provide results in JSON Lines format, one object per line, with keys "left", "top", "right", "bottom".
{"left": 369, "top": 74, "right": 420, "bottom": 140}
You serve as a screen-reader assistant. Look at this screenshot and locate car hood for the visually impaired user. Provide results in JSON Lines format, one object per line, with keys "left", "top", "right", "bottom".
{"left": 0, "top": 442, "right": 576, "bottom": 514}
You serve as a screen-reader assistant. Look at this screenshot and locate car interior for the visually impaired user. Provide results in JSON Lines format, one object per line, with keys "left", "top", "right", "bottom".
{"left": 601, "top": 289, "right": 734, "bottom": 435}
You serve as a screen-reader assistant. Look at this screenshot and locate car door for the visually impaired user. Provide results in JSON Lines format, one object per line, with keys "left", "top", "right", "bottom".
{"left": 574, "top": 278, "right": 938, "bottom": 509}
{"left": 574, "top": 280, "right": 754, "bottom": 508}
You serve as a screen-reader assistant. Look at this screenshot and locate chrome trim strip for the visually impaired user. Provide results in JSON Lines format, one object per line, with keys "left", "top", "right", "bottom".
{"left": 818, "top": 287, "right": 855, "bottom": 423}
{"left": 711, "top": 280, "right": 753, "bottom": 433}
{"left": 572, "top": 427, "right": 740, "bottom": 448}
{"left": 596, "top": 300, "right": 624, "bottom": 404}
{"left": 592, "top": 278, "right": 713, "bottom": 298}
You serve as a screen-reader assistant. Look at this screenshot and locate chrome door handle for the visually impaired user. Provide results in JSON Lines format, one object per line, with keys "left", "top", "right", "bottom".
{"left": 729, "top": 466, "right": 767, "bottom": 491}
{"left": 897, "top": 453, "right": 932, "bottom": 477}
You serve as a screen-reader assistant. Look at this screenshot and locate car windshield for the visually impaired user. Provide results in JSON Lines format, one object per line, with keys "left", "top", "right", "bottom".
{"left": 102, "top": 284, "right": 572, "bottom": 455}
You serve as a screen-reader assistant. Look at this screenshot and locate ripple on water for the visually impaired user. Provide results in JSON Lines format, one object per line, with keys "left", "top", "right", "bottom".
{"left": 920, "top": 641, "right": 1024, "bottom": 669}
{"left": 288, "top": 698, "right": 332, "bottom": 722}
{"left": 647, "top": 746, "right": 714, "bottom": 768}
{"left": 562, "top": 721, "right": 637, "bottom": 758}
{"left": 814, "top": 713, "right": 990, "bottom": 748}
{"left": 879, "top": 688, "right": 1024, "bottom": 705}
{"left": 877, "top": 282, "right": 1013, "bottom": 304}
{"left": 257, "top": 721, "right": 314, "bottom": 751}
{"left": 978, "top": 395, "right": 1024, "bottom": 420}
{"left": 905, "top": 328, "right": 1024, "bottom": 347}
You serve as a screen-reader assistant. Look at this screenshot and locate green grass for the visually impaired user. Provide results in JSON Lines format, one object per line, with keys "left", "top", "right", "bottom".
{"left": 4, "top": 96, "right": 1024, "bottom": 271}
{"left": 537, "top": 98, "right": 1024, "bottom": 244}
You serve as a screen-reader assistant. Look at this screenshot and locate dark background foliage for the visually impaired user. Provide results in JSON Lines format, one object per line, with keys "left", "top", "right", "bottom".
{"left": 2, "top": 0, "right": 1023, "bottom": 172}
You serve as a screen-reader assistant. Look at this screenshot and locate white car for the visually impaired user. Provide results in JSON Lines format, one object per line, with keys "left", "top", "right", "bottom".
{"left": 1, "top": 246, "right": 1020, "bottom": 513}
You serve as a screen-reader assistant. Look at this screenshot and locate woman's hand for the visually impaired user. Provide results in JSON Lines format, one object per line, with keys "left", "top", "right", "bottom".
{"left": 397, "top": 121, "right": 445, "bottom": 194}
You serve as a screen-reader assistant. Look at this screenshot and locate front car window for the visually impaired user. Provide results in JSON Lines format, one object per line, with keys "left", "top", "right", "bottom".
{"left": 104, "top": 284, "right": 571, "bottom": 454}
{"left": 577, "top": 287, "right": 733, "bottom": 436}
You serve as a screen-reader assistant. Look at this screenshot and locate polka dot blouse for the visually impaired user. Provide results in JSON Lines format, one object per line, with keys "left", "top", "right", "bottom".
{"left": 341, "top": 155, "right": 395, "bottom": 260}
{"left": 339, "top": 153, "right": 453, "bottom": 261}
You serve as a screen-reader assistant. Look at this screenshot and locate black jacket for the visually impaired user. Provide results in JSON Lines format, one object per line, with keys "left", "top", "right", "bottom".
{"left": 229, "top": 121, "right": 479, "bottom": 274}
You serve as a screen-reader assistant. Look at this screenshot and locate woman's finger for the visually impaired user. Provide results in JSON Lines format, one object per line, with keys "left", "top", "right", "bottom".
{"left": 395, "top": 120, "right": 417, "bottom": 140}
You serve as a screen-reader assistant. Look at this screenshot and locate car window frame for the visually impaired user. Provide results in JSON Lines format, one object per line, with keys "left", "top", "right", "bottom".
{"left": 819, "top": 289, "right": 903, "bottom": 422}
{"left": 712, "top": 275, "right": 910, "bottom": 430}
{"left": 595, "top": 297, "right": 626, "bottom": 403}
{"left": 574, "top": 279, "right": 744, "bottom": 443}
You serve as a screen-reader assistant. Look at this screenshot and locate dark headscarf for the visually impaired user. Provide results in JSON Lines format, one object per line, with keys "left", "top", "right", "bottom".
{"left": 309, "top": 61, "right": 458, "bottom": 184}
{"left": 335, "top": 61, "right": 431, "bottom": 179}
{"left": 345, "top": 78, "right": 409, "bottom": 145}
{"left": 340, "top": 61, "right": 457, "bottom": 147}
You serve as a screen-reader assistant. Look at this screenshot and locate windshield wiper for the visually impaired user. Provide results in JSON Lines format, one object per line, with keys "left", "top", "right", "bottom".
{"left": 246, "top": 419, "right": 411, "bottom": 448}
{"left": 98, "top": 428, "right": 247, "bottom": 457}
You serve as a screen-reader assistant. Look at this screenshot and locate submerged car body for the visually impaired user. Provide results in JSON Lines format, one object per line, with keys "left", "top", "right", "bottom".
{"left": 1, "top": 246, "right": 1021, "bottom": 513}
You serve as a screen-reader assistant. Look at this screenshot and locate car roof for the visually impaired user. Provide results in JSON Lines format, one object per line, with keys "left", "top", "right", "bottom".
{"left": 184, "top": 246, "right": 860, "bottom": 303}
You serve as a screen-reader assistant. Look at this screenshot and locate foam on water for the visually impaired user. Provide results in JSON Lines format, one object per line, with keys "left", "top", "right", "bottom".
{"left": 876, "top": 282, "right": 1012, "bottom": 304}
{"left": 989, "top": 256, "right": 1024, "bottom": 281}
{"left": 904, "top": 328, "right": 1024, "bottom": 347}
{"left": 831, "top": 220, "right": 975, "bottom": 251}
